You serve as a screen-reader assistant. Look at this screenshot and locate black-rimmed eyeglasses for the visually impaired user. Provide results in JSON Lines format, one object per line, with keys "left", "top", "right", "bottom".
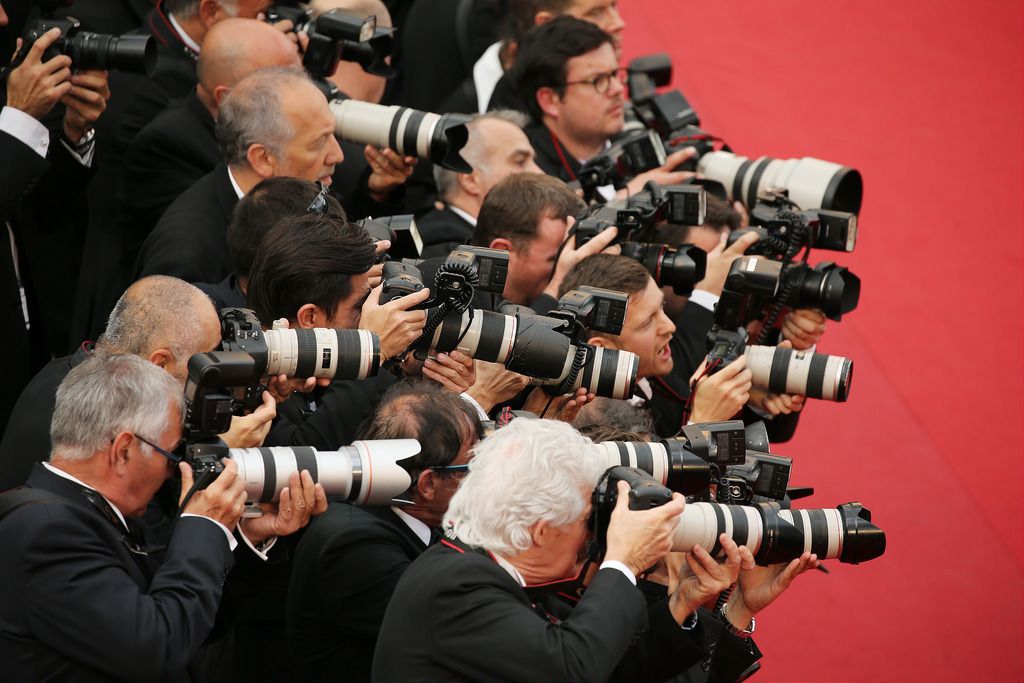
{"left": 135, "top": 434, "right": 184, "bottom": 464}
{"left": 429, "top": 464, "right": 469, "bottom": 476}
{"left": 561, "top": 68, "right": 627, "bottom": 94}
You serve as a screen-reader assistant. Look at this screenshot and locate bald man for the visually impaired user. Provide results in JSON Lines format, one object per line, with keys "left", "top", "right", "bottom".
{"left": 117, "top": 18, "right": 302, "bottom": 245}
{"left": 0, "top": 275, "right": 254, "bottom": 491}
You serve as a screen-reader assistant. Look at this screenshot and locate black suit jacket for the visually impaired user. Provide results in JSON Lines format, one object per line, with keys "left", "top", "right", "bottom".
{"left": 119, "top": 90, "right": 219, "bottom": 254}
{"left": 0, "top": 346, "right": 90, "bottom": 491}
{"left": 372, "top": 537, "right": 709, "bottom": 682}
{"left": 1, "top": 127, "right": 92, "bottom": 431}
{"left": 0, "top": 464, "right": 234, "bottom": 680}
{"left": 417, "top": 205, "right": 475, "bottom": 258}
{"left": 287, "top": 504, "right": 428, "bottom": 680}
{"left": 134, "top": 164, "right": 239, "bottom": 283}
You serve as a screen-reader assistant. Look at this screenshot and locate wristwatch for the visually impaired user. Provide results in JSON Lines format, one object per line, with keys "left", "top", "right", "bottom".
{"left": 63, "top": 127, "right": 95, "bottom": 154}
{"left": 718, "top": 602, "right": 756, "bottom": 639}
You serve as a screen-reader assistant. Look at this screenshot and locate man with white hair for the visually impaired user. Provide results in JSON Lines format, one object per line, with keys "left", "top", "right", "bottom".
{"left": 372, "top": 419, "right": 753, "bottom": 681}
{"left": 0, "top": 354, "right": 248, "bottom": 679}
{"left": 420, "top": 110, "right": 542, "bottom": 258}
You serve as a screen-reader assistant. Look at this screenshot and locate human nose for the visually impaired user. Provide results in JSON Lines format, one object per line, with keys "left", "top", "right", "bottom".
{"left": 659, "top": 310, "right": 676, "bottom": 336}
{"left": 327, "top": 134, "right": 344, "bottom": 165}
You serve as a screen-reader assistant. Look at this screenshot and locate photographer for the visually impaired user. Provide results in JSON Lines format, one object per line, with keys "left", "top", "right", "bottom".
{"left": 470, "top": 172, "right": 619, "bottom": 312}
{"left": 421, "top": 110, "right": 541, "bottom": 257}
{"left": 246, "top": 211, "right": 472, "bottom": 449}
{"left": 2, "top": 8, "right": 112, "bottom": 427}
{"left": 0, "top": 353, "right": 246, "bottom": 680}
{"left": 287, "top": 380, "right": 482, "bottom": 679}
{"left": 134, "top": 66, "right": 345, "bottom": 283}
{"left": 510, "top": 16, "right": 690, "bottom": 199}
{"left": 558, "top": 253, "right": 772, "bottom": 436}
{"left": 372, "top": 418, "right": 755, "bottom": 681}
{"left": 0, "top": 275, "right": 275, "bottom": 491}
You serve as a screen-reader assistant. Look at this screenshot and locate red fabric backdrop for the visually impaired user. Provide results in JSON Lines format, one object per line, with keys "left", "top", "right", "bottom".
{"left": 616, "top": 1, "right": 1024, "bottom": 679}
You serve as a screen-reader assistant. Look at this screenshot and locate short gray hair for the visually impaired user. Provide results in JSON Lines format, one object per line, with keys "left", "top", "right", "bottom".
{"left": 98, "top": 276, "right": 213, "bottom": 365}
{"left": 444, "top": 419, "right": 605, "bottom": 556}
{"left": 50, "top": 354, "right": 184, "bottom": 461}
{"left": 216, "top": 66, "right": 308, "bottom": 166}
{"left": 434, "top": 109, "right": 531, "bottom": 202}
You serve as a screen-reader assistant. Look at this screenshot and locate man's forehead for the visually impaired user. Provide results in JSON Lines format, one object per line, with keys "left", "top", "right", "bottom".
{"left": 567, "top": 44, "right": 616, "bottom": 75}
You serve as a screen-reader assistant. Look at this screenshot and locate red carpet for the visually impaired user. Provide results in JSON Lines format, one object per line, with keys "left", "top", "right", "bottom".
{"left": 618, "top": 1, "right": 1024, "bottom": 679}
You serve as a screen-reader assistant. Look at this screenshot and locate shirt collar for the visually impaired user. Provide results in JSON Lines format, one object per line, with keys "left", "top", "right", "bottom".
{"left": 42, "top": 462, "right": 129, "bottom": 531}
{"left": 490, "top": 551, "right": 527, "bottom": 587}
{"left": 167, "top": 12, "right": 202, "bottom": 55}
{"left": 391, "top": 506, "right": 432, "bottom": 546}
{"left": 447, "top": 204, "right": 478, "bottom": 227}
{"left": 226, "top": 166, "right": 246, "bottom": 199}
{"left": 472, "top": 41, "right": 504, "bottom": 114}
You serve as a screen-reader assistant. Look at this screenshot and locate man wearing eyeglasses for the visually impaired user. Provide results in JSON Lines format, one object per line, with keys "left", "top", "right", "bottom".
{"left": 286, "top": 379, "right": 482, "bottom": 680}
{"left": 511, "top": 16, "right": 691, "bottom": 200}
{"left": 0, "top": 354, "right": 250, "bottom": 680}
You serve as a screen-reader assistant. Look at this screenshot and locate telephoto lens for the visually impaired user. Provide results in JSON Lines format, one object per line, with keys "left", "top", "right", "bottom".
{"left": 697, "top": 151, "right": 863, "bottom": 213}
{"left": 593, "top": 440, "right": 711, "bottom": 496}
{"left": 744, "top": 345, "right": 853, "bottom": 401}
{"left": 260, "top": 327, "right": 381, "bottom": 380}
{"left": 65, "top": 31, "right": 156, "bottom": 74}
{"left": 423, "top": 309, "right": 639, "bottom": 400}
{"left": 330, "top": 100, "right": 472, "bottom": 172}
{"left": 226, "top": 439, "right": 419, "bottom": 504}
{"left": 670, "top": 500, "right": 886, "bottom": 565}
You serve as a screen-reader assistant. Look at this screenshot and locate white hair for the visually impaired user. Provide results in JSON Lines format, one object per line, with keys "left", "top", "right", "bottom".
{"left": 50, "top": 354, "right": 184, "bottom": 461}
{"left": 444, "top": 419, "right": 606, "bottom": 556}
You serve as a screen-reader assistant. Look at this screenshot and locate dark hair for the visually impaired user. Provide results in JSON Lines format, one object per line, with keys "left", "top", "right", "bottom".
{"left": 509, "top": 15, "right": 612, "bottom": 120}
{"left": 501, "top": 0, "right": 572, "bottom": 43}
{"left": 574, "top": 397, "right": 654, "bottom": 438}
{"left": 558, "top": 253, "right": 651, "bottom": 298}
{"left": 578, "top": 423, "right": 651, "bottom": 443}
{"left": 358, "top": 380, "right": 482, "bottom": 475}
{"left": 228, "top": 177, "right": 346, "bottom": 280}
{"left": 473, "top": 172, "right": 584, "bottom": 249}
{"left": 246, "top": 213, "right": 375, "bottom": 324}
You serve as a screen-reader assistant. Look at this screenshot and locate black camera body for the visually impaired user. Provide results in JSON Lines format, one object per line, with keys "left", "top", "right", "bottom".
{"left": 13, "top": 17, "right": 156, "bottom": 75}
{"left": 576, "top": 130, "right": 667, "bottom": 202}
{"left": 379, "top": 261, "right": 426, "bottom": 304}
{"left": 184, "top": 351, "right": 262, "bottom": 441}
{"left": 551, "top": 286, "right": 628, "bottom": 338}
{"left": 266, "top": 5, "right": 395, "bottom": 79}
{"left": 717, "top": 452, "right": 793, "bottom": 505}
{"left": 727, "top": 193, "right": 858, "bottom": 259}
{"left": 591, "top": 466, "right": 674, "bottom": 552}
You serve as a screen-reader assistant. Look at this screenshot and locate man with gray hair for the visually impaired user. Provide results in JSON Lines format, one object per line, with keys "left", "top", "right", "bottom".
{"left": 0, "top": 276, "right": 273, "bottom": 490}
{"left": 373, "top": 418, "right": 752, "bottom": 681}
{"left": 134, "top": 66, "right": 344, "bottom": 283}
{"left": 0, "top": 353, "right": 248, "bottom": 680}
{"left": 419, "top": 110, "right": 542, "bottom": 258}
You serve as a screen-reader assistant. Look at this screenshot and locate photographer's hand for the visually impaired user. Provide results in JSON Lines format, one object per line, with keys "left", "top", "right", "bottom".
{"left": 360, "top": 285, "right": 430, "bottom": 358}
{"left": 693, "top": 230, "right": 760, "bottom": 297}
{"left": 748, "top": 387, "right": 805, "bottom": 416}
{"left": 60, "top": 68, "right": 110, "bottom": 143}
{"left": 422, "top": 350, "right": 476, "bottom": 393}
{"left": 521, "top": 386, "right": 593, "bottom": 422}
{"left": 365, "top": 146, "right": 416, "bottom": 201}
{"left": 689, "top": 355, "right": 751, "bottom": 423}
{"left": 670, "top": 534, "right": 754, "bottom": 623}
{"left": 466, "top": 361, "right": 530, "bottom": 413}
{"left": 178, "top": 458, "right": 248, "bottom": 530}
{"left": 542, "top": 218, "right": 620, "bottom": 299}
{"left": 621, "top": 148, "right": 698, "bottom": 198}
{"left": 239, "top": 470, "right": 328, "bottom": 544}
{"left": 220, "top": 390, "right": 276, "bottom": 448}
{"left": 725, "top": 551, "right": 820, "bottom": 629}
{"left": 604, "top": 481, "right": 685, "bottom": 577}
{"left": 6, "top": 30, "right": 73, "bottom": 121}
{"left": 781, "top": 308, "right": 826, "bottom": 350}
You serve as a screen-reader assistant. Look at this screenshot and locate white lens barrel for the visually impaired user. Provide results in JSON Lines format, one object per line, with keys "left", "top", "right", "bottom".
{"left": 670, "top": 501, "right": 765, "bottom": 557}
{"left": 778, "top": 507, "right": 844, "bottom": 560}
{"left": 745, "top": 345, "right": 851, "bottom": 401}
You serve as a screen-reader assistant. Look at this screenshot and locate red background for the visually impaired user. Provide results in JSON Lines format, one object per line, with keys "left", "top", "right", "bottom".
{"left": 619, "top": 0, "right": 1024, "bottom": 679}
